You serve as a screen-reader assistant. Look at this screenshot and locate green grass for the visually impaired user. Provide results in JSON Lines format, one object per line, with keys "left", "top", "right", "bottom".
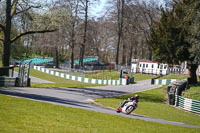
{"left": 159, "top": 74, "right": 189, "bottom": 79}
{"left": 85, "top": 70, "right": 120, "bottom": 80}
{"left": 0, "top": 94, "right": 199, "bottom": 133}
{"left": 133, "top": 74, "right": 156, "bottom": 82}
{"left": 182, "top": 85, "right": 200, "bottom": 100}
{"left": 0, "top": 60, "right": 2, "bottom": 67}
{"left": 15, "top": 68, "right": 105, "bottom": 88}
{"left": 95, "top": 86, "right": 200, "bottom": 126}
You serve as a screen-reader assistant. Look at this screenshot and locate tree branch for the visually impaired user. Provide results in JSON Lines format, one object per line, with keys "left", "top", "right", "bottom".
{"left": 15, "top": 5, "right": 41, "bottom": 16}
{"left": 11, "top": 29, "right": 57, "bottom": 43}
{"left": 11, "top": 0, "right": 18, "bottom": 17}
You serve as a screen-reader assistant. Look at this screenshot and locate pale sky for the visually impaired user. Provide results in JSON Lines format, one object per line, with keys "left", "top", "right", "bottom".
{"left": 90, "top": 0, "right": 106, "bottom": 17}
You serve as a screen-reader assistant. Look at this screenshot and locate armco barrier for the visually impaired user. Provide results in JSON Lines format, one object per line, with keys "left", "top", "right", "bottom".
{"left": 175, "top": 95, "right": 200, "bottom": 114}
{"left": 33, "top": 66, "right": 127, "bottom": 85}
{"left": 151, "top": 79, "right": 182, "bottom": 85}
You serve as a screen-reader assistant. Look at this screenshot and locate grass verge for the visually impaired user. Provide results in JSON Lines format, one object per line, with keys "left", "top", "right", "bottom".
{"left": 159, "top": 74, "right": 189, "bottom": 79}
{"left": 95, "top": 86, "right": 200, "bottom": 126}
{"left": 0, "top": 94, "right": 199, "bottom": 133}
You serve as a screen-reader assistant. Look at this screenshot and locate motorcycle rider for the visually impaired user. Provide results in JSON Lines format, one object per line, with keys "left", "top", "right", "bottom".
{"left": 120, "top": 94, "right": 139, "bottom": 107}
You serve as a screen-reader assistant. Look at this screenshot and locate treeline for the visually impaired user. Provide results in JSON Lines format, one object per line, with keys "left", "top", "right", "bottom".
{"left": 0, "top": 0, "right": 161, "bottom": 68}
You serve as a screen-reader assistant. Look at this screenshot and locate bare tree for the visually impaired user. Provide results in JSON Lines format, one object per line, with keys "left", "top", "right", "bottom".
{"left": 0, "top": 0, "right": 56, "bottom": 69}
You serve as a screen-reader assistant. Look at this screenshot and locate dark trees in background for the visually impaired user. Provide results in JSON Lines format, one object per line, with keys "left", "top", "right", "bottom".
{"left": 149, "top": 0, "right": 200, "bottom": 84}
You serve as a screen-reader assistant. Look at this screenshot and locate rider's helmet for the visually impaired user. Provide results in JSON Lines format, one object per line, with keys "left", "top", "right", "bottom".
{"left": 135, "top": 95, "right": 140, "bottom": 100}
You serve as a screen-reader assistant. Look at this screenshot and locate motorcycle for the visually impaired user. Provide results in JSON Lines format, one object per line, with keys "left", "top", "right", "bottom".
{"left": 116, "top": 100, "right": 138, "bottom": 115}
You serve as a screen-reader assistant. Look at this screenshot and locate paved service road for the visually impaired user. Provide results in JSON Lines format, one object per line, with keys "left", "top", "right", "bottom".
{"left": 0, "top": 80, "right": 199, "bottom": 129}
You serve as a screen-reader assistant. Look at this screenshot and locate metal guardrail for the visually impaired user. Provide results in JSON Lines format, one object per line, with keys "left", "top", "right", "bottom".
{"left": 175, "top": 95, "right": 200, "bottom": 114}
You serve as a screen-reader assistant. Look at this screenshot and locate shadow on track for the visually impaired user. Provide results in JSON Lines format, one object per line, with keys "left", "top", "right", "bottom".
{"left": 0, "top": 89, "right": 90, "bottom": 108}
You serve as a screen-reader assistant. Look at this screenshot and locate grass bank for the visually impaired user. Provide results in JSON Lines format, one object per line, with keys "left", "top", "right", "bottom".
{"left": 159, "top": 74, "right": 189, "bottom": 79}
{"left": 182, "top": 85, "right": 200, "bottom": 100}
{"left": 159, "top": 74, "right": 199, "bottom": 101}
{"left": 95, "top": 86, "right": 200, "bottom": 126}
{"left": 0, "top": 94, "right": 198, "bottom": 133}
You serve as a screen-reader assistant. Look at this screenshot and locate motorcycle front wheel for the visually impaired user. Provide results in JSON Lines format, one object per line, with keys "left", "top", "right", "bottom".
{"left": 125, "top": 105, "right": 134, "bottom": 114}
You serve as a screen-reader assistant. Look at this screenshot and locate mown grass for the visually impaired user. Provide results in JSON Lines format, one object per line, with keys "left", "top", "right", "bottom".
{"left": 95, "top": 86, "right": 200, "bottom": 126}
{"left": 159, "top": 74, "right": 189, "bottom": 79}
{"left": 133, "top": 74, "right": 156, "bottom": 82}
{"left": 85, "top": 70, "right": 121, "bottom": 80}
{"left": 15, "top": 68, "right": 105, "bottom": 88}
{"left": 0, "top": 94, "right": 199, "bottom": 133}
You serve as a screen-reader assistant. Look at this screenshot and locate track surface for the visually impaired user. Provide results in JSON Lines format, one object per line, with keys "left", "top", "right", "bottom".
{"left": 0, "top": 79, "right": 199, "bottom": 129}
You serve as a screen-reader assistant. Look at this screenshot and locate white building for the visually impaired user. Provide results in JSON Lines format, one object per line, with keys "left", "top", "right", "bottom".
{"left": 131, "top": 60, "right": 188, "bottom": 75}
{"left": 131, "top": 60, "right": 168, "bottom": 75}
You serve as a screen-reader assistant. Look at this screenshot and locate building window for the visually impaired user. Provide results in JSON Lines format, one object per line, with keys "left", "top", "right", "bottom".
{"left": 146, "top": 64, "right": 148, "bottom": 68}
{"left": 164, "top": 65, "right": 167, "bottom": 69}
{"left": 160, "top": 65, "right": 163, "bottom": 69}
{"left": 152, "top": 64, "right": 154, "bottom": 68}
{"left": 140, "top": 64, "right": 142, "bottom": 67}
{"left": 143, "top": 64, "right": 145, "bottom": 68}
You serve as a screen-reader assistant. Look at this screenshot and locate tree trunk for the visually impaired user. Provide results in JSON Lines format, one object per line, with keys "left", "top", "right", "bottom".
{"left": 122, "top": 41, "right": 126, "bottom": 65}
{"left": 70, "top": 0, "right": 78, "bottom": 69}
{"left": 128, "top": 43, "right": 133, "bottom": 66}
{"left": 71, "top": 46, "right": 74, "bottom": 69}
{"left": 188, "top": 64, "right": 198, "bottom": 84}
{"left": 79, "top": 0, "right": 88, "bottom": 69}
{"left": 3, "top": 0, "right": 12, "bottom": 68}
{"left": 148, "top": 46, "right": 152, "bottom": 61}
{"left": 55, "top": 47, "right": 59, "bottom": 68}
{"left": 115, "top": 0, "right": 124, "bottom": 69}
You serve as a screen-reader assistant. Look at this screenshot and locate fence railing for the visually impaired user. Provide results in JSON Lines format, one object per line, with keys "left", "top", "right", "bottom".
{"left": 151, "top": 79, "right": 184, "bottom": 85}
{"left": 131, "top": 68, "right": 186, "bottom": 75}
{"left": 34, "top": 66, "right": 128, "bottom": 85}
{"left": 175, "top": 95, "right": 200, "bottom": 114}
{"left": 59, "top": 65, "right": 115, "bottom": 80}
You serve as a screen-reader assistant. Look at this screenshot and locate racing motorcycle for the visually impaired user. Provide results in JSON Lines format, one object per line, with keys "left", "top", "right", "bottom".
{"left": 116, "top": 100, "right": 138, "bottom": 115}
